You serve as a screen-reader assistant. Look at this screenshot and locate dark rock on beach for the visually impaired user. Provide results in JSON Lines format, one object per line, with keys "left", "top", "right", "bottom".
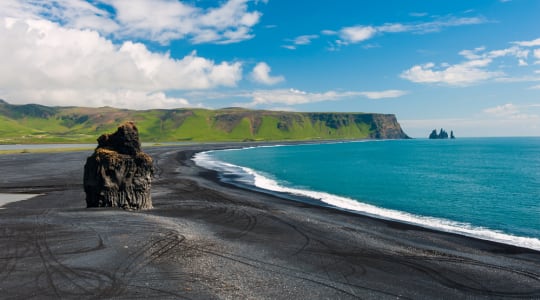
{"left": 83, "top": 122, "right": 153, "bottom": 209}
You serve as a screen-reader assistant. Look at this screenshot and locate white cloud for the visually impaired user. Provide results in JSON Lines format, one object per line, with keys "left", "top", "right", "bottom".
{"left": 483, "top": 103, "right": 540, "bottom": 121}
{"left": 405, "top": 17, "right": 486, "bottom": 34}
{"left": 376, "top": 23, "right": 408, "bottom": 33}
{"left": 4, "top": 88, "right": 190, "bottom": 109}
{"left": 182, "top": 88, "right": 407, "bottom": 108}
{"left": 487, "top": 46, "right": 529, "bottom": 59}
{"left": 281, "top": 45, "right": 296, "bottom": 50}
{"left": 459, "top": 47, "right": 486, "bottom": 59}
{"left": 483, "top": 103, "right": 520, "bottom": 117}
{"left": 246, "top": 89, "right": 360, "bottom": 106}
{"left": 495, "top": 75, "right": 540, "bottom": 83}
{"left": 401, "top": 60, "right": 502, "bottom": 85}
{"left": 233, "top": 88, "right": 407, "bottom": 107}
{"left": 0, "top": 0, "right": 118, "bottom": 32}
{"left": 402, "top": 41, "right": 540, "bottom": 85}
{"left": 513, "top": 38, "right": 540, "bottom": 47}
{"left": 534, "top": 49, "right": 540, "bottom": 64}
{"left": 250, "top": 62, "right": 285, "bottom": 85}
{"left": 321, "top": 30, "right": 337, "bottom": 35}
{"left": 339, "top": 26, "right": 377, "bottom": 43}
{"left": 282, "top": 34, "right": 319, "bottom": 50}
{"left": 292, "top": 34, "right": 319, "bottom": 45}
{"left": 0, "top": 18, "right": 242, "bottom": 109}
{"left": 0, "top": 0, "right": 263, "bottom": 45}
{"left": 324, "top": 16, "right": 487, "bottom": 50}
{"left": 359, "top": 90, "right": 409, "bottom": 99}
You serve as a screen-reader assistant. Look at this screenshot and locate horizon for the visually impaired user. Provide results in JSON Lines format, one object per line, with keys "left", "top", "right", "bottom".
{"left": 1, "top": 0, "right": 540, "bottom": 137}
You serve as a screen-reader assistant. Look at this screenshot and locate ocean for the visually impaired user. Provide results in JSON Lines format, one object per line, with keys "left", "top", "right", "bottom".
{"left": 194, "top": 138, "right": 540, "bottom": 251}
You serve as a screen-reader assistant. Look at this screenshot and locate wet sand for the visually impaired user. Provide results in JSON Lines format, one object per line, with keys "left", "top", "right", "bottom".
{"left": 0, "top": 144, "right": 539, "bottom": 299}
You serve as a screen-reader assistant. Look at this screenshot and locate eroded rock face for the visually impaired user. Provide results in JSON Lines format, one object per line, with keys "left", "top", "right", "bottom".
{"left": 84, "top": 122, "right": 153, "bottom": 209}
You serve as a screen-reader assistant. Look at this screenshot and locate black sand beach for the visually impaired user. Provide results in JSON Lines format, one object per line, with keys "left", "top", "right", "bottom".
{"left": 1, "top": 144, "right": 539, "bottom": 299}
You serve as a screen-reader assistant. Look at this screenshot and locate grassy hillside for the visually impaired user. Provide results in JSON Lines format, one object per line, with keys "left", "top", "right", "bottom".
{"left": 0, "top": 100, "right": 409, "bottom": 144}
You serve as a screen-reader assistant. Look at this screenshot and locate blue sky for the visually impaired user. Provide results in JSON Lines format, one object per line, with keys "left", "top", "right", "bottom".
{"left": 1, "top": 0, "right": 540, "bottom": 137}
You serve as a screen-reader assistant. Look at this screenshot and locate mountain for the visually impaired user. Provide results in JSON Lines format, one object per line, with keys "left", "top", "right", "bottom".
{"left": 0, "top": 99, "right": 409, "bottom": 144}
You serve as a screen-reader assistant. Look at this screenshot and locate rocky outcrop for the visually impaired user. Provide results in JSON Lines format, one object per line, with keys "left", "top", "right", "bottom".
{"left": 83, "top": 122, "right": 153, "bottom": 209}
{"left": 429, "top": 128, "right": 455, "bottom": 139}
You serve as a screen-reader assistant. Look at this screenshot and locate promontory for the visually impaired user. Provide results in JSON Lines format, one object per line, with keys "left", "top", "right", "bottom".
{"left": 0, "top": 99, "right": 409, "bottom": 143}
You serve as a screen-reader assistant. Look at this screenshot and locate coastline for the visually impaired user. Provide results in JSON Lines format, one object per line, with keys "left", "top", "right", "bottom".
{"left": 194, "top": 141, "right": 540, "bottom": 252}
{"left": 0, "top": 143, "right": 539, "bottom": 299}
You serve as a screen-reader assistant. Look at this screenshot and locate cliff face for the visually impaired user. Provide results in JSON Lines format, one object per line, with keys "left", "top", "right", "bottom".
{"left": 209, "top": 111, "right": 409, "bottom": 140}
{"left": 356, "top": 114, "right": 409, "bottom": 139}
{"left": 0, "top": 99, "right": 409, "bottom": 142}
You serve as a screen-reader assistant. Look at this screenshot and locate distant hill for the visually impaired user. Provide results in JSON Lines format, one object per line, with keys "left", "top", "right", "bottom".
{"left": 0, "top": 99, "right": 409, "bottom": 144}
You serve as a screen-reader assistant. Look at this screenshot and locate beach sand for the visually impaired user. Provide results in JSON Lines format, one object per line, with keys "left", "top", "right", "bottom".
{"left": 0, "top": 144, "right": 539, "bottom": 299}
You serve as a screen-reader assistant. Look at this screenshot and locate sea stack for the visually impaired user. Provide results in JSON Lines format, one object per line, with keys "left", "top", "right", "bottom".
{"left": 83, "top": 122, "right": 153, "bottom": 209}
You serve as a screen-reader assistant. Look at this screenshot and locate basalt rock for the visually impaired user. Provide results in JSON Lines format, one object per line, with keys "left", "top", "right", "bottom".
{"left": 84, "top": 122, "right": 153, "bottom": 209}
{"left": 429, "top": 128, "right": 453, "bottom": 139}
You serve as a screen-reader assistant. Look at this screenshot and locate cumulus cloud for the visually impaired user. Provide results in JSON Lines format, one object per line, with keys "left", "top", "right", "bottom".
{"left": 401, "top": 60, "right": 502, "bottom": 85}
{"left": 0, "top": 18, "right": 242, "bottom": 109}
{"left": 339, "top": 26, "right": 377, "bottom": 43}
{"left": 401, "top": 40, "right": 540, "bottom": 85}
{"left": 0, "top": 0, "right": 263, "bottom": 45}
{"left": 250, "top": 62, "right": 285, "bottom": 85}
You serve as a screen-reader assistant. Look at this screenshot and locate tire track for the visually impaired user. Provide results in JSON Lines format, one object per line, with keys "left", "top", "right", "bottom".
{"left": 32, "top": 209, "right": 117, "bottom": 299}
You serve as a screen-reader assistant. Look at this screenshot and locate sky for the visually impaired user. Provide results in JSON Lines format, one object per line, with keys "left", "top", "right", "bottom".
{"left": 1, "top": 0, "right": 540, "bottom": 137}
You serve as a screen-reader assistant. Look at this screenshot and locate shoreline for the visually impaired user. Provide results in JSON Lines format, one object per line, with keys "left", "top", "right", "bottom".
{"left": 1, "top": 143, "right": 539, "bottom": 298}
{"left": 192, "top": 142, "right": 540, "bottom": 253}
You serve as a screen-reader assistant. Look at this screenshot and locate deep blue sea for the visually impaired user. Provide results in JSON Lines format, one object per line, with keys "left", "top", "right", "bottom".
{"left": 194, "top": 138, "right": 540, "bottom": 250}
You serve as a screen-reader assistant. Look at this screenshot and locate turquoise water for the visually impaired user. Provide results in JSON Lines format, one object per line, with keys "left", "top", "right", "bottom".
{"left": 194, "top": 138, "right": 540, "bottom": 250}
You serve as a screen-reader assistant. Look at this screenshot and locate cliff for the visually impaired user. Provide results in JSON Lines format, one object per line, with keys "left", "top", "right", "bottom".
{"left": 0, "top": 99, "right": 409, "bottom": 143}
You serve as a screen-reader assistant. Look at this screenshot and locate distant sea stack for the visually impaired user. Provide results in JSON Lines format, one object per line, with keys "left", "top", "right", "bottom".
{"left": 83, "top": 122, "right": 153, "bottom": 209}
{"left": 429, "top": 128, "right": 455, "bottom": 139}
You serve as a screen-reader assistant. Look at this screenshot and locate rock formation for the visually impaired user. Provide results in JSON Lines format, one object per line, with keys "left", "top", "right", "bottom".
{"left": 429, "top": 128, "right": 453, "bottom": 139}
{"left": 83, "top": 122, "right": 153, "bottom": 209}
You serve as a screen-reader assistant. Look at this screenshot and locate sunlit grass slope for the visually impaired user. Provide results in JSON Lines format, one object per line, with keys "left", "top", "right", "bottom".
{"left": 0, "top": 100, "right": 407, "bottom": 144}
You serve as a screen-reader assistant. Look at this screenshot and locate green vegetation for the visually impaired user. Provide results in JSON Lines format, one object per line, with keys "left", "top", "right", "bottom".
{"left": 0, "top": 100, "right": 408, "bottom": 144}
